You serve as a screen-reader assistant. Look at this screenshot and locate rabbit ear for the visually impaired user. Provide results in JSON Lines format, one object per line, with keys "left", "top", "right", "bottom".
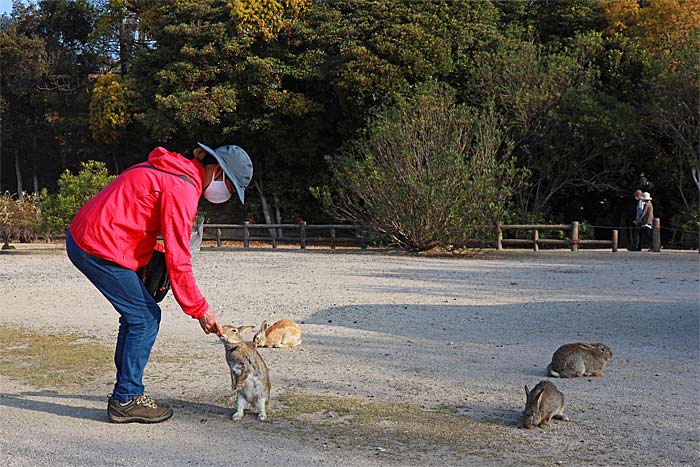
{"left": 238, "top": 325, "right": 256, "bottom": 335}
{"left": 524, "top": 385, "right": 530, "bottom": 399}
{"left": 534, "top": 388, "right": 544, "bottom": 410}
{"left": 261, "top": 321, "right": 268, "bottom": 331}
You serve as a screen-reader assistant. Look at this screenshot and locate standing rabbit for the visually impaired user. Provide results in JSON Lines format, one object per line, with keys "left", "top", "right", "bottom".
{"left": 253, "top": 319, "right": 302, "bottom": 348}
{"left": 547, "top": 343, "right": 613, "bottom": 378}
{"left": 523, "top": 381, "right": 569, "bottom": 429}
{"left": 220, "top": 325, "right": 271, "bottom": 421}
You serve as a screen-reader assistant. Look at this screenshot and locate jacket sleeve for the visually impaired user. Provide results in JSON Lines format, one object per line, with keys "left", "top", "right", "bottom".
{"left": 640, "top": 202, "right": 652, "bottom": 225}
{"left": 160, "top": 185, "right": 209, "bottom": 319}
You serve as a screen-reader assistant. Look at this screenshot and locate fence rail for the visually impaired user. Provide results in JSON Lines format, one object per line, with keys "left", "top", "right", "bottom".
{"left": 496, "top": 221, "right": 627, "bottom": 252}
{"left": 203, "top": 222, "right": 368, "bottom": 249}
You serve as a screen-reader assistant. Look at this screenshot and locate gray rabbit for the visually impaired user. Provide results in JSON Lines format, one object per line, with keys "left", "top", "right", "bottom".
{"left": 220, "top": 325, "right": 271, "bottom": 421}
{"left": 523, "top": 381, "right": 568, "bottom": 429}
{"left": 547, "top": 343, "right": 613, "bottom": 378}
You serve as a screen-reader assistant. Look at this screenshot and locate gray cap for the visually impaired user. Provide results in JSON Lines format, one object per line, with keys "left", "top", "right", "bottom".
{"left": 197, "top": 142, "right": 253, "bottom": 203}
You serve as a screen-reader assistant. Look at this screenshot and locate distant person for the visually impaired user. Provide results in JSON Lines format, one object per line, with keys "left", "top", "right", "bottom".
{"left": 66, "top": 143, "right": 252, "bottom": 423}
{"left": 631, "top": 189, "right": 644, "bottom": 249}
{"left": 634, "top": 190, "right": 644, "bottom": 221}
{"left": 633, "top": 192, "right": 654, "bottom": 251}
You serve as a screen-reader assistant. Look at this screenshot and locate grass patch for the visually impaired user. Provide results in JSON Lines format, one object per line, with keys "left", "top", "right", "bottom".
{"left": 0, "top": 326, "right": 194, "bottom": 389}
{"left": 271, "top": 391, "right": 541, "bottom": 463}
{"left": 0, "top": 326, "right": 113, "bottom": 388}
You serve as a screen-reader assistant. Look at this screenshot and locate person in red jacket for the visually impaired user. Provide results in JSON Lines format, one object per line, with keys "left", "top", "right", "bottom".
{"left": 66, "top": 143, "right": 252, "bottom": 423}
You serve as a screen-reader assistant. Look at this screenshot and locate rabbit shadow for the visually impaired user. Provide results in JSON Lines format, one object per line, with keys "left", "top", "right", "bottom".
{"left": 523, "top": 367, "right": 549, "bottom": 378}
{"left": 164, "top": 397, "right": 230, "bottom": 417}
{"left": 165, "top": 397, "right": 270, "bottom": 422}
{"left": 452, "top": 404, "right": 523, "bottom": 428}
{"left": 0, "top": 390, "right": 105, "bottom": 422}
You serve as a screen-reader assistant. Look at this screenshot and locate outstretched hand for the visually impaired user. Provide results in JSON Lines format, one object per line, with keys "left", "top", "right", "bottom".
{"left": 198, "top": 309, "right": 223, "bottom": 336}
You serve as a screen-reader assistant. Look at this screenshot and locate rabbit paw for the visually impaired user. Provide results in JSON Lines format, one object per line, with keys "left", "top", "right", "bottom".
{"left": 231, "top": 411, "right": 244, "bottom": 421}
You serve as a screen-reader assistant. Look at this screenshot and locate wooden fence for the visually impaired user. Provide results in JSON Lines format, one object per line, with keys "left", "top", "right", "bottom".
{"left": 497, "top": 221, "right": 620, "bottom": 252}
{"left": 496, "top": 219, "right": 662, "bottom": 252}
{"left": 203, "top": 222, "right": 369, "bottom": 249}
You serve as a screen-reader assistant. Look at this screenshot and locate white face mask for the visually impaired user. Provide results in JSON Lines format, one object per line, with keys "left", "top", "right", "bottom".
{"left": 203, "top": 171, "right": 232, "bottom": 204}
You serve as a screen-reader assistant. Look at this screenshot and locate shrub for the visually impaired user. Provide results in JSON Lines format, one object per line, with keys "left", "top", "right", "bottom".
{"left": 41, "top": 161, "right": 115, "bottom": 235}
{"left": 0, "top": 192, "right": 42, "bottom": 248}
{"left": 314, "top": 85, "right": 527, "bottom": 250}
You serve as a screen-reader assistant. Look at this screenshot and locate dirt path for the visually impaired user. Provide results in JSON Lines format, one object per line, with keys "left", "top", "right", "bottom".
{"left": 0, "top": 248, "right": 698, "bottom": 466}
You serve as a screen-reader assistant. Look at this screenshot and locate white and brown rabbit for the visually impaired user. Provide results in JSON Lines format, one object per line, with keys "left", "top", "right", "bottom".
{"left": 220, "top": 325, "right": 271, "bottom": 421}
{"left": 523, "top": 381, "right": 569, "bottom": 429}
{"left": 253, "top": 319, "right": 302, "bottom": 348}
{"left": 547, "top": 343, "right": 613, "bottom": 378}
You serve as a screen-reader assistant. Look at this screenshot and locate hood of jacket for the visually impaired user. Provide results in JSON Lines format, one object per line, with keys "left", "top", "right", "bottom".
{"left": 147, "top": 147, "right": 206, "bottom": 195}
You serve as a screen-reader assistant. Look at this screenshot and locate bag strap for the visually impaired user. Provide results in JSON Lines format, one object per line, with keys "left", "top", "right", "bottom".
{"left": 122, "top": 163, "right": 195, "bottom": 188}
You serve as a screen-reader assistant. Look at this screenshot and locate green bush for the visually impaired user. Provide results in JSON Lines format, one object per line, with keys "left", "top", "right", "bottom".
{"left": 41, "top": 161, "right": 115, "bottom": 235}
{"left": 314, "top": 85, "right": 527, "bottom": 250}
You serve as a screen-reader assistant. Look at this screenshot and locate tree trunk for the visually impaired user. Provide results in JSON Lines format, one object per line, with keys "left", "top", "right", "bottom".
{"left": 32, "top": 124, "right": 38, "bottom": 195}
{"left": 692, "top": 166, "right": 700, "bottom": 195}
{"left": 254, "top": 179, "right": 275, "bottom": 240}
{"left": 14, "top": 147, "right": 23, "bottom": 196}
{"left": 273, "top": 192, "right": 283, "bottom": 237}
{"left": 119, "top": 15, "right": 128, "bottom": 75}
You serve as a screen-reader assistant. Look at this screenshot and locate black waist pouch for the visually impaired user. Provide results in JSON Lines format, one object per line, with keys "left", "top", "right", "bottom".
{"left": 137, "top": 250, "right": 171, "bottom": 303}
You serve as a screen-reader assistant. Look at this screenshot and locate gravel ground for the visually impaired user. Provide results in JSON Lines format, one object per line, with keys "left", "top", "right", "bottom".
{"left": 0, "top": 246, "right": 698, "bottom": 466}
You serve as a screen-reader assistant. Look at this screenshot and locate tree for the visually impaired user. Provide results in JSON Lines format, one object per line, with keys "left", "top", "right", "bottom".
{"left": 89, "top": 72, "right": 139, "bottom": 145}
{"left": 602, "top": 0, "right": 700, "bottom": 230}
{"left": 602, "top": 0, "right": 700, "bottom": 53}
{"left": 641, "top": 35, "right": 700, "bottom": 229}
{"left": 1, "top": 0, "right": 106, "bottom": 195}
{"left": 470, "top": 31, "right": 642, "bottom": 217}
{"left": 228, "top": 0, "right": 311, "bottom": 41}
{"left": 0, "top": 23, "right": 48, "bottom": 195}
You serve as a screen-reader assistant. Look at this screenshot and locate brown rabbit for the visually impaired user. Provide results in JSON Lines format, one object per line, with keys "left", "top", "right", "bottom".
{"left": 253, "top": 319, "right": 302, "bottom": 348}
{"left": 547, "top": 343, "right": 612, "bottom": 378}
{"left": 220, "top": 325, "right": 271, "bottom": 421}
{"left": 523, "top": 381, "right": 568, "bottom": 429}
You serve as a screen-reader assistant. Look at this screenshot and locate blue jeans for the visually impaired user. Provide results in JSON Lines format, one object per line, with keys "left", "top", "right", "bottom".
{"left": 66, "top": 231, "right": 161, "bottom": 403}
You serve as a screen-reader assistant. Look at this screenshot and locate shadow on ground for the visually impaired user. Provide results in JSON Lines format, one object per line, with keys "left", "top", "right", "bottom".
{"left": 0, "top": 390, "right": 106, "bottom": 422}
{"left": 303, "top": 302, "right": 698, "bottom": 346}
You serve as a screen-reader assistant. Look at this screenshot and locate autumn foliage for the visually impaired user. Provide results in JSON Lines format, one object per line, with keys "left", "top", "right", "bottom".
{"left": 89, "top": 72, "right": 139, "bottom": 145}
{"left": 227, "top": 0, "right": 311, "bottom": 40}
{"left": 602, "top": 0, "right": 700, "bottom": 52}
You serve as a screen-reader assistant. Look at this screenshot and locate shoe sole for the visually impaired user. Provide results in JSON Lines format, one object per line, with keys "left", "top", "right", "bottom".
{"left": 108, "top": 408, "right": 174, "bottom": 424}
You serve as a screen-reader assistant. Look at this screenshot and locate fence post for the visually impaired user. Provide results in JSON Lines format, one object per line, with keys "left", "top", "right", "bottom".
{"left": 300, "top": 221, "right": 306, "bottom": 250}
{"left": 360, "top": 225, "right": 368, "bottom": 249}
{"left": 243, "top": 222, "right": 250, "bottom": 249}
{"left": 496, "top": 223, "right": 503, "bottom": 251}
{"left": 571, "top": 222, "right": 579, "bottom": 252}
{"left": 612, "top": 229, "right": 618, "bottom": 252}
{"left": 271, "top": 226, "right": 278, "bottom": 249}
{"left": 652, "top": 218, "right": 661, "bottom": 252}
{"left": 533, "top": 228, "right": 539, "bottom": 251}
{"left": 330, "top": 228, "right": 336, "bottom": 250}
{"left": 216, "top": 228, "right": 222, "bottom": 248}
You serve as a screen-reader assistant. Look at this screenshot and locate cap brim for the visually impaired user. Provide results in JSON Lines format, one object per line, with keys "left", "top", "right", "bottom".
{"left": 198, "top": 142, "right": 247, "bottom": 203}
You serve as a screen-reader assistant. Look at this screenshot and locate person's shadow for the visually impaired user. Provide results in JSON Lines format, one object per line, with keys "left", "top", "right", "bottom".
{"left": 0, "top": 390, "right": 106, "bottom": 421}
{"left": 0, "top": 390, "right": 231, "bottom": 423}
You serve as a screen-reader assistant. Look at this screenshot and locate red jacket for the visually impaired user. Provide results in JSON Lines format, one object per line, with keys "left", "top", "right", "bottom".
{"left": 70, "top": 147, "right": 209, "bottom": 318}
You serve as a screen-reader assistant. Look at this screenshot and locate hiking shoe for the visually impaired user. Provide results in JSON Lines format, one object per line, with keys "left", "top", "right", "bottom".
{"left": 107, "top": 394, "right": 173, "bottom": 424}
